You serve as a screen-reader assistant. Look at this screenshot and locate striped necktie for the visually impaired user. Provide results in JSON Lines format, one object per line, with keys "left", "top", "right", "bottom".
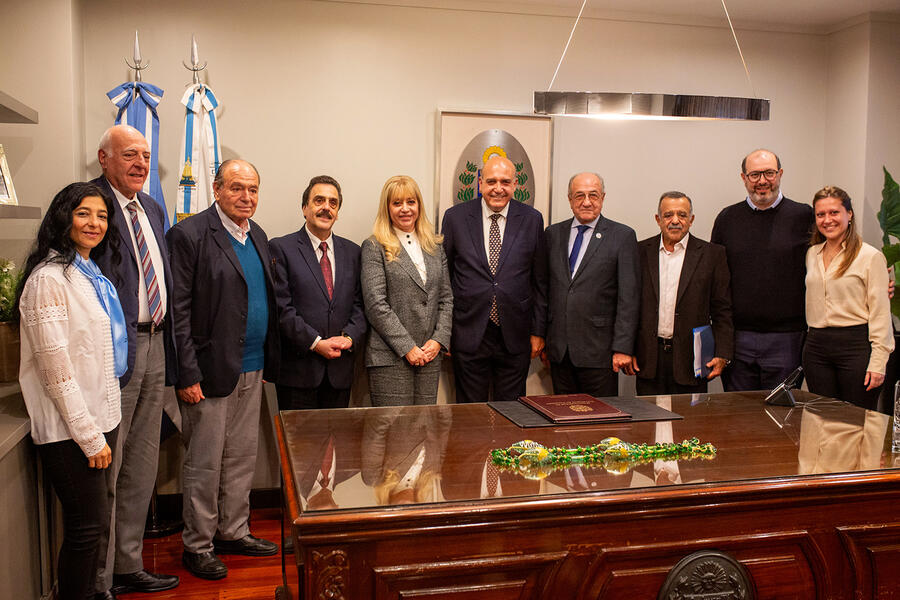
{"left": 126, "top": 201, "right": 163, "bottom": 326}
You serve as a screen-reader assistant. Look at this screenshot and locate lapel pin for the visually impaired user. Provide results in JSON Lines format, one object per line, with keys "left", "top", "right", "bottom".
{"left": 595, "top": 233, "right": 602, "bottom": 239}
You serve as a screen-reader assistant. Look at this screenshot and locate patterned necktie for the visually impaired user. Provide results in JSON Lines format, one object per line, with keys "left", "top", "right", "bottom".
{"left": 488, "top": 213, "right": 501, "bottom": 325}
{"left": 569, "top": 224, "right": 590, "bottom": 275}
{"left": 126, "top": 201, "right": 163, "bottom": 326}
{"left": 319, "top": 241, "right": 334, "bottom": 299}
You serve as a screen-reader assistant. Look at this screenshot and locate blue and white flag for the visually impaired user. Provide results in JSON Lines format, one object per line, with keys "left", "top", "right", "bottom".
{"left": 106, "top": 81, "right": 169, "bottom": 229}
{"left": 175, "top": 84, "right": 221, "bottom": 223}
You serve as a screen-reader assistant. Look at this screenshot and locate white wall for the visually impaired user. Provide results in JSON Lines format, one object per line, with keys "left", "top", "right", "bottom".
{"left": 77, "top": 0, "right": 830, "bottom": 246}
{"left": 0, "top": 0, "right": 84, "bottom": 263}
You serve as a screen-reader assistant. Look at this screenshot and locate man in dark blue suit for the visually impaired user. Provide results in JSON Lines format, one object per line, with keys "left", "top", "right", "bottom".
{"left": 269, "top": 175, "right": 366, "bottom": 409}
{"left": 441, "top": 156, "right": 547, "bottom": 403}
{"left": 167, "top": 159, "right": 279, "bottom": 580}
{"left": 91, "top": 124, "right": 179, "bottom": 598}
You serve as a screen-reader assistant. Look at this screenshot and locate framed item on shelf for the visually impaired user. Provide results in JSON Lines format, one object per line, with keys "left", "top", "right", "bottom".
{"left": 0, "top": 145, "right": 18, "bottom": 206}
{"left": 435, "top": 110, "right": 553, "bottom": 230}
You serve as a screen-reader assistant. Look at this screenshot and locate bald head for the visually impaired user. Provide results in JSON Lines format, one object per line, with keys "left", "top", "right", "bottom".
{"left": 740, "top": 148, "right": 783, "bottom": 209}
{"left": 480, "top": 156, "right": 516, "bottom": 212}
{"left": 97, "top": 124, "right": 150, "bottom": 198}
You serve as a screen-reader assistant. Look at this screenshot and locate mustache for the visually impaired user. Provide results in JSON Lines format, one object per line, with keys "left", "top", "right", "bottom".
{"left": 315, "top": 210, "right": 333, "bottom": 218}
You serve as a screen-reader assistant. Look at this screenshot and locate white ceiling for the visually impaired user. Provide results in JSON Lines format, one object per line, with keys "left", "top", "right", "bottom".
{"left": 325, "top": 0, "right": 900, "bottom": 33}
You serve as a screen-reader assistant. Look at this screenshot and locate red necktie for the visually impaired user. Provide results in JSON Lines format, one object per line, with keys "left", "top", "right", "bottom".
{"left": 319, "top": 241, "right": 333, "bottom": 299}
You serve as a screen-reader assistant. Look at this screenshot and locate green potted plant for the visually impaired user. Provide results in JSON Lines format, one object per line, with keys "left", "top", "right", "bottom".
{"left": 876, "top": 167, "right": 900, "bottom": 413}
{"left": 0, "top": 258, "right": 23, "bottom": 382}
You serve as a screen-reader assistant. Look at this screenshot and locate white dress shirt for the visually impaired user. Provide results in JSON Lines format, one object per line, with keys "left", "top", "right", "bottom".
{"left": 394, "top": 227, "right": 427, "bottom": 284}
{"left": 305, "top": 225, "right": 336, "bottom": 350}
{"left": 481, "top": 200, "right": 509, "bottom": 262}
{"left": 18, "top": 258, "right": 122, "bottom": 457}
{"left": 657, "top": 233, "right": 690, "bottom": 339}
{"left": 215, "top": 202, "right": 251, "bottom": 244}
{"left": 567, "top": 216, "right": 600, "bottom": 276}
{"left": 110, "top": 183, "right": 167, "bottom": 323}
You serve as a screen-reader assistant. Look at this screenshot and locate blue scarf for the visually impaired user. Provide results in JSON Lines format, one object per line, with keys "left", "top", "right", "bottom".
{"left": 74, "top": 254, "right": 128, "bottom": 377}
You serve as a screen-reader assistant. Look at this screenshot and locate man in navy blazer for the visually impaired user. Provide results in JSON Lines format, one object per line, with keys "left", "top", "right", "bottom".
{"left": 269, "top": 175, "right": 366, "bottom": 409}
{"left": 167, "top": 159, "right": 279, "bottom": 580}
{"left": 91, "top": 124, "right": 179, "bottom": 597}
{"left": 441, "top": 155, "right": 547, "bottom": 403}
{"left": 543, "top": 172, "right": 640, "bottom": 398}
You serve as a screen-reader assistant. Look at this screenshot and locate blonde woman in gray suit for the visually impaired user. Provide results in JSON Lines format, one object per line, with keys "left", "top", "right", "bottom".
{"left": 361, "top": 176, "right": 453, "bottom": 406}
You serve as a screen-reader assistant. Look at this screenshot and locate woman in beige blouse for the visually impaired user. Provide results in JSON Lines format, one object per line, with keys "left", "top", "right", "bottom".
{"left": 803, "top": 186, "right": 894, "bottom": 410}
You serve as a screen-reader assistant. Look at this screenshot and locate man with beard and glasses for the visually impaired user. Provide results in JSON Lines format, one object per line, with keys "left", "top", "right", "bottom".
{"left": 268, "top": 175, "right": 366, "bottom": 409}
{"left": 633, "top": 191, "right": 733, "bottom": 395}
{"left": 711, "top": 149, "right": 813, "bottom": 391}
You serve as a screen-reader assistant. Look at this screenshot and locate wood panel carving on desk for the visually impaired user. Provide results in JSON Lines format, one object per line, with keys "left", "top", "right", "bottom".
{"left": 275, "top": 393, "right": 900, "bottom": 599}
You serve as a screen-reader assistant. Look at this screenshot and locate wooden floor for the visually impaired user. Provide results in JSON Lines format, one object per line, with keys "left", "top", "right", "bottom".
{"left": 123, "top": 508, "right": 284, "bottom": 600}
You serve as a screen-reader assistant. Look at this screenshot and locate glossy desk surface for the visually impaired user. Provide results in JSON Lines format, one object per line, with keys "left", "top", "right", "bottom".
{"left": 278, "top": 390, "right": 896, "bottom": 516}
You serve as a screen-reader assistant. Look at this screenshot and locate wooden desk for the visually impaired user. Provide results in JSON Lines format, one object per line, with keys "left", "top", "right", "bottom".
{"left": 275, "top": 392, "right": 900, "bottom": 599}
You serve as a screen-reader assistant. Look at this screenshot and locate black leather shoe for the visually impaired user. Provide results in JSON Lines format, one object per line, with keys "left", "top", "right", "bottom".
{"left": 94, "top": 592, "right": 116, "bottom": 600}
{"left": 214, "top": 534, "right": 278, "bottom": 556}
{"left": 182, "top": 550, "right": 227, "bottom": 580}
{"left": 112, "top": 569, "right": 180, "bottom": 594}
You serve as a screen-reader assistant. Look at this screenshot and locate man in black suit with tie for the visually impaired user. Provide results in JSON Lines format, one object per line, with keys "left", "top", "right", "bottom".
{"left": 91, "top": 124, "right": 179, "bottom": 598}
{"left": 441, "top": 155, "right": 547, "bottom": 403}
{"left": 543, "top": 172, "right": 640, "bottom": 397}
{"left": 268, "top": 175, "right": 367, "bottom": 409}
{"left": 633, "top": 191, "right": 733, "bottom": 395}
{"left": 167, "top": 159, "right": 279, "bottom": 580}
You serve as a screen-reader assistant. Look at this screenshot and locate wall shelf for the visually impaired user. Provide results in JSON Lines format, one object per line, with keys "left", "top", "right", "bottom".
{"left": 0, "top": 90, "right": 38, "bottom": 124}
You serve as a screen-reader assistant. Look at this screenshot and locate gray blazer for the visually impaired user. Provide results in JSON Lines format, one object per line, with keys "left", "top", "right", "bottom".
{"left": 361, "top": 236, "right": 453, "bottom": 367}
{"left": 544, "top": 216, "right": 640, "bottom": 368}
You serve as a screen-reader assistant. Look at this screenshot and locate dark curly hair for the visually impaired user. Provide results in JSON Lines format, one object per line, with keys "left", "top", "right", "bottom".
{"left": 13, "top": 182, "right": 120, "bottom": 320}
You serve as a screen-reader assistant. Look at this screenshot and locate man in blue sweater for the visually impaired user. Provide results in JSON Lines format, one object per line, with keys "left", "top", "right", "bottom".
{"left": 167, "top": 159, "right": 279, "bottom": 580}
{"left": 710, "top": 149, "right": 813, "bottom": 391}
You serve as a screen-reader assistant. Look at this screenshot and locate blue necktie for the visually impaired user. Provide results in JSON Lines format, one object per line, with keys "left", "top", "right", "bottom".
{"left": 569, "top": 225, "right": 590, "bottom": 275}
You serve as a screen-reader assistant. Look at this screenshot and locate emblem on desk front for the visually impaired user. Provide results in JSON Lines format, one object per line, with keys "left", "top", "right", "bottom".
{"left": 312, "top": 549, "right": 348, "bottom": 600}
{"left": 657, "top": 549, "right": 754, "bottom": 600}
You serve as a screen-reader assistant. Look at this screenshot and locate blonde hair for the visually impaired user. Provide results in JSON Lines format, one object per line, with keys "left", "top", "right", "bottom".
{"left": 811, "top": 186, "right": 860, "bottom": 278}
{"left": 373, "top": 175, "right": 442, "bottom": 262}
{"left": 373, "top": 469, "right": 442, "bottom": 505}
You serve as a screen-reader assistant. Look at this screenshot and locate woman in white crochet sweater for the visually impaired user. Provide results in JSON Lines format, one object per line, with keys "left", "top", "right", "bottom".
{"left": 15, "top": 182, "right": 126, "bottom": 600}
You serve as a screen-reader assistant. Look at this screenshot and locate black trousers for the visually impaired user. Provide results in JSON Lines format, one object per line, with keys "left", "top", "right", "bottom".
{"left": 803, "top": 325, "right": 881, "bottom": 410}
{"left": 453, "top": 322, "right": 531, "bottom": 403}
{"left": 550, "top": 351, "right": 618, "bottom": 398}
{"left": 636, "top": 338, "right": 708, "bottom": 396}
{"left": 276, "top": 379, "right": 350, "bottom": 411}
{"left": 38, "top": 427, "right": 118, "bottom": 600}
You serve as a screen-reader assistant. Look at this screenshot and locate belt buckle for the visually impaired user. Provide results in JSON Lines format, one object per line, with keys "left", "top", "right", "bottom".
{"left": 660, "top": 337, "right": 673, "bottom": 352}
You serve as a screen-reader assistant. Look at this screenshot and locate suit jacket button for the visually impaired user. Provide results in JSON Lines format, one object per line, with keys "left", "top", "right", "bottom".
{"left": 239, "top": 336, "right": 245, "bottom": 343}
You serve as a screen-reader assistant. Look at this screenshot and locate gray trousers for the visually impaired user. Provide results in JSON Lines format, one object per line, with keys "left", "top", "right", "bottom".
{"left": 368, "top": 355, "right": 442, "bottom": 406}
{"left": 96, "top": 330, "right": 166, "bottom": 591}
{"left": 180, "top": 370, "right": 262, "bottom": 553}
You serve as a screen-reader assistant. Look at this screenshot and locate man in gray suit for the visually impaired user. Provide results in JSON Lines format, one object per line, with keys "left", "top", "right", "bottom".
{"left": 543, "top": 172, "right": 640, "bottom": 397}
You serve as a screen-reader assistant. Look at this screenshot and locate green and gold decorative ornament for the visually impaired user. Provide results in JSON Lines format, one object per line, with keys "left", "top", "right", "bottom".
{"left": 491, "top": 437, "right": 716, "bottom": 479}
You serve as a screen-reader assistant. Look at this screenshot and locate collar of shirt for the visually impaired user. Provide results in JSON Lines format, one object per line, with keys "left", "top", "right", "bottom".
{"left": 305, "top": 225, "right": 334, "bottom": 254}
{"left": 107, "top": 179, "right": 140, "bottom": 213}
{"left": 481, "top": 199, "right": 510, "bottom": 222}
{"left": 814, "top": 239, "right": 847, "bottom": 255}
{"left": 745, "top": 191, "right": 784, "bottom": 211}
{"left": 215, "top": 202, "right": 251, "bottom": 244}
{"left": 393, "top": 227, "right": 420, "bottom": 247}
{"left": 658, "top": 232, "right": 690, "bottom": 254}
{"left": 571, "top": 215, "right": 600, "bottom": 234}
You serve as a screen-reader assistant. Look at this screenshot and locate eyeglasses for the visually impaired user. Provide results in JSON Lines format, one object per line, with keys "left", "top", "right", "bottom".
{"left": 745, "top": 169, "right": 779, "bottom": 182}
